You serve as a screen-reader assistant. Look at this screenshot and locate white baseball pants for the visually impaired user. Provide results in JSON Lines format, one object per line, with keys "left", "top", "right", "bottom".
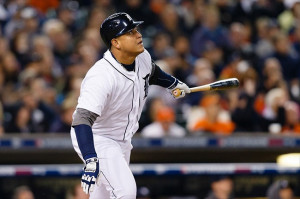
{"left": 71, "top": 130, "right": 136, "bottom": 199}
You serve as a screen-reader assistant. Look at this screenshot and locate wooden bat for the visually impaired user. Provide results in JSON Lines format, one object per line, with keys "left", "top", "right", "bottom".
{"left": 172, "top": 78, "right": 240, "bottom": 97}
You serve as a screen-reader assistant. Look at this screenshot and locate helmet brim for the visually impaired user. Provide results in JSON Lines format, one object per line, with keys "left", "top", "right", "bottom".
{"left": 115, "top": 20, "right": 144, "bottom": 37}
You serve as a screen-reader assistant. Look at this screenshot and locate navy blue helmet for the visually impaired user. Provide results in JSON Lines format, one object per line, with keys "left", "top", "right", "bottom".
{"left": 100, "top": 13, "right": 143, "bottom": 48}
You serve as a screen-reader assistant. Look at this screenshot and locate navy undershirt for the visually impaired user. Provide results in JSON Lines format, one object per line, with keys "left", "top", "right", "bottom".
{"left": 111, "top": 52, "right": 135, "bottom": 71}
{"left": 149, "top": 62, "right": 176, "bottom": 88}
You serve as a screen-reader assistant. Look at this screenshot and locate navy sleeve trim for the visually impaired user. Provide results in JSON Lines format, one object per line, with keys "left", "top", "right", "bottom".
{"left": 74, "top": 124, "right": 97, "bottom": 160}
{"left": 149, "top": 61, "right": 176, "bottom": 88}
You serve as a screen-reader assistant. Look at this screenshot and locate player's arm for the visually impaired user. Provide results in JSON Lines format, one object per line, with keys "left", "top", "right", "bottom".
{"left": 149, "top": 60, "right": 190, "bottom": 98}
{"left": 72, "top": 108, "right": 99, "bottom": 194}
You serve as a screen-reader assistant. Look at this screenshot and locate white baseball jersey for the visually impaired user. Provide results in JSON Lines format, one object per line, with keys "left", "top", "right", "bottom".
{"left": 73, "top": 49, "right": 153, "bottom": 141}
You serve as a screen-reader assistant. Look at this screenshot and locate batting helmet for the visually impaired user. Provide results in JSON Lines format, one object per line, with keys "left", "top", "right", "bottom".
{"left": 100, "top": 12, "right": 144, "bottom": 48}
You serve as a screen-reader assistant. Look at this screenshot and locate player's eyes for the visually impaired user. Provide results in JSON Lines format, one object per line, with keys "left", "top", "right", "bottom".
{"left": 128, "top": 28, "right": 139, "bottom": 35}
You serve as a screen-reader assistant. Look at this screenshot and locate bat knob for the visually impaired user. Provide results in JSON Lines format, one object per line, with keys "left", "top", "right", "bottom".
{"left": 172, "top": 88, "right": 181, "bottom": 98}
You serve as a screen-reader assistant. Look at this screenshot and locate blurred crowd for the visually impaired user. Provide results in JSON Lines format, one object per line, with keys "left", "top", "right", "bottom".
{"left": 11, "top": 178, "right": 296, "bottom": 199}
{"left": 1, "top": 0, "right": 300, "bottom": 136}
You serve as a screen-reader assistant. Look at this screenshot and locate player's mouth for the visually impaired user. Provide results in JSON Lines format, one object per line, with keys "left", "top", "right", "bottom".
{"left": 138, "top": 40, "right": 143, "bottom": 45}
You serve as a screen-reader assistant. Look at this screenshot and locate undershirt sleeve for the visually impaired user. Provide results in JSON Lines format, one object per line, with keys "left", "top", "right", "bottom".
{"left": 149, "top": 60, "right": 177, "bottom": 88}
{"left": 74, "top": 124, "right": 97, "bottom": 160}
{"left": 72, "top": 108, "right": 99, "bottom": 127}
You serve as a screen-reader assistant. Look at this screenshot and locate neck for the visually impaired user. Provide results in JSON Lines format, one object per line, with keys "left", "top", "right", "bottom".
{"left": 110, "top": 48, "right": 136, "bottom": 65}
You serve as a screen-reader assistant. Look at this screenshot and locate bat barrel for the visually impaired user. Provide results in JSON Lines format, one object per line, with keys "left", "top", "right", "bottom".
{"left": 210, "top": 78, "right": 239, "bottom": 90}
{"left": 172, "top": 78, "right": 240, "bottom": 97}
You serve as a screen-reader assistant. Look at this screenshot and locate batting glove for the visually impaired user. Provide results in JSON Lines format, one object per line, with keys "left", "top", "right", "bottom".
{"left": 81, "top": 157, "right": 100, "bottom": 194}
{"left": 168, "top": 79, "right": 191, "bottom": 99}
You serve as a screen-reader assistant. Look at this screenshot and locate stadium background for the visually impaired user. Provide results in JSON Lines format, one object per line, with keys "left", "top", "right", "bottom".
{"left": 0, "top": 0, "right": 300, "bottom": 198}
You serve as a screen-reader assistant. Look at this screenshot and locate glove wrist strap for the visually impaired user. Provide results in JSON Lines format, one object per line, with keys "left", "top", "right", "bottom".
{"left": 86, "top": 157, "right": 99, "bottom": 164}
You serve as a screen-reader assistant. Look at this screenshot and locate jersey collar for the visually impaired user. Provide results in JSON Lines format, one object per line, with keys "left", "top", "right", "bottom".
{"left": 103, "top": 50, "right": 136, "bottom": 80}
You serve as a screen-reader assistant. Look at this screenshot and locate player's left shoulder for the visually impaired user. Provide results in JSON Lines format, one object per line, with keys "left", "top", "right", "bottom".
{"left": 137, "top": 49, "right": 151, "bottom": 62}
{"left": 137, "top": 49, "right": 152, "bottom": 71}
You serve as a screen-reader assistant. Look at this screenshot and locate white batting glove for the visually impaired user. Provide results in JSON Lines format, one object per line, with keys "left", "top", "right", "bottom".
{"left": 168, "top": 79, "right": 191, "bottom": 99}
{"left": 81, "top": 157, "right": 100, "bottom": 194}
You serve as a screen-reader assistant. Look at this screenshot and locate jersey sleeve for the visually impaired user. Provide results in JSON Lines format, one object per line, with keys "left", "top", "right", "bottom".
{"left": 77, "top": 68, "right": 112, "bottom": 116}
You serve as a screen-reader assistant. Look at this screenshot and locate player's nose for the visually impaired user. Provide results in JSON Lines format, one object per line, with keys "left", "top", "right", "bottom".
{"left": 136, "top": 30, "right": 142, "bottom": 38}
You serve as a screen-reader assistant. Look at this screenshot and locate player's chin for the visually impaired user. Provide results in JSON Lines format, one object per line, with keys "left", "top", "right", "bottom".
{"left": 137, "top": 46, "right": 145, "bottom": 54}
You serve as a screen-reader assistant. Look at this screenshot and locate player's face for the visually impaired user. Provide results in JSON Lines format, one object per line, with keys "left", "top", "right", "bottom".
{"left": 116, "top": 27, "right": 144, "bottom": 56}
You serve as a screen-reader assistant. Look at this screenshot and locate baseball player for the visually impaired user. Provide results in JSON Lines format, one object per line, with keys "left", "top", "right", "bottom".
{"left": 70, "top": 12, "right": 190, "bottom": 199}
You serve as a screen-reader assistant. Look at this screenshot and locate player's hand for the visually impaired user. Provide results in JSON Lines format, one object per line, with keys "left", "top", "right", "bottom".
{"left": 81, "top": 157, "right": 100, "bottom": 194}
{"left": 169, "top": 80, "right": 191, "bottom": 99}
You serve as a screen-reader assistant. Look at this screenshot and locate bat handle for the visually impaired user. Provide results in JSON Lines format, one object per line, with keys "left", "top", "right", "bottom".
{"left": 172, "top": 88, "right": 182, "bottom": 98}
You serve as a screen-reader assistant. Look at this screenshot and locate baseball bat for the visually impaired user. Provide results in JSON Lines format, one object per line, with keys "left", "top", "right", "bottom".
{"left": 172, "top": 78, "right": 240, "bottom": 97}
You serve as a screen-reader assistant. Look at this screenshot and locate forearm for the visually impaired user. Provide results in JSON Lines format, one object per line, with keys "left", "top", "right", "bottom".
{"left": 72, "top": 108, "right": 99, "bottom": 160}
{"left": 74, "top": 124, "right": 97, "bottom": 160}
{"left": 149, "top": 60, "right": 190, "bottom": 99}
{"left": 149, "top": 61, "right": 176, "bottom": 88}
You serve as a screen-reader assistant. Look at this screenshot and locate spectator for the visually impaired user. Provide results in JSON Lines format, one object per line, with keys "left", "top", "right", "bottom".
{"left": 138, "top": 97, "right": 165, "bottom": 132}
{"left": 267, "top": 179, "right": 295, "bottom": 199}
{"left": 28, "top": 0, "right": 59, "bottom": 14}
{"left": 187, "top": 92, "right": 235, "bottom": 135}
{"left": 67, "top": 182, "right": 89, "bottom": 199}
{"left": 226, "top": 22, "right": 257, "bottom": 69}
{"left": 0, "top": 51, "right": 20, "bottom": 85}
{"left": 4, "top": 87, "right": 58, "bottom": 133}
{"left": 115, "top": 0, "right": 157, "bottom": 28}
{"left": 9, "top": 105, "right": 32, "bottom": 133}
{"left": 250, "top": 0, "right": 285, "bottom": 23}
{"left": 219, "top": 56, "right": 245, "bottom": 81}
{"left": 19, "top": 7, "right": 40, "bottom": 35}
{"left": 269, "top": 31, "right": 300, "bottom": 89}
{"left": 205, "top": 176, "right": 234, "bottom": 199}
{"left": 12, "top": 186, "right": 35, "bottom": 199}
{"left": 213, "top": 0, "right": 234, "bottom": 27}
{"left": 147, "top": 31, "right": 175, "bottom": 61}
{"left": 31, "top": 34, "right": 63, "bottom": 83}
{"left": 190, "top": 0, "right": 206, "bottom": 29}
{"left": 201, "top": 41, "right": 225, "bottom": 78}
{"left": 279, "top": 0, "right": 300, "bottom": 33}
{"left": 260, "top": 58, "right": 287, "bottom": 93}
{"left": 137, "top": 186, "right": 151, "bottom": 199}
{"left": 282, "top": 100, "right": 300, "bottom": 133}
{"left": 49, "top": 95, "right": 76, "bottom": 133}
{"left": 74, "top": 40, "right": 99, "bottom": 70}
{"left": 81, "top": 28, "right": 104, "bottom": 55}
{"left": 254, "top": 18, "right": 276, "bottom": 59}
{"left": 231, "top": 65, "right": 261, "bottom": 132}
{"left": 172, "top": 35, "right": 194, "bottom": 83}
{"left": 190, "top": 5, "right": 229, "bottom": 58}
{"left": 141, "top": 106, "right": 186, "bottom": 138}
{"left": 260, "top": 87, "right": 288, "bottom": 132}
{"left": 155, "top": 3, "right": 188, "bottom": 42}
{"left": 185, "top": 58, "right": 215, "bottom": 106}
{"left": 55, "top": 0, "right": 79, "bottom": 34}
{"left": 10, "top": 31, "right": 31, "bottom": 67}
{"left": 84, "top": 7, "right": 110, "bottom": 30}
{"left": 42, "top": 18, "right": 73, "bottom": 70}
{"left": 230, "top": 0, "right": 254, "bottom": 24}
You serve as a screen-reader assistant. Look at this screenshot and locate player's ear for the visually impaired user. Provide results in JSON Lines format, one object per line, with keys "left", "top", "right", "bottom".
{"left": 111, "top": 38, "right": 121, "bottom": 49}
